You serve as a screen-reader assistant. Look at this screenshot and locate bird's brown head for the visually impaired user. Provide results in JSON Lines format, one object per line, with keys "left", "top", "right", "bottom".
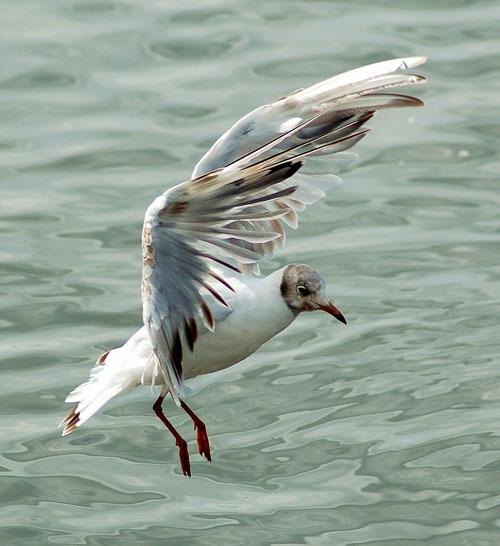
{"left": 280, "top": 264, "right": 346, "bottom": 324}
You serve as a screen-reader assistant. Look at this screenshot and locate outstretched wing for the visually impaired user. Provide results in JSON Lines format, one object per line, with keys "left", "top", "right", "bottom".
{"left": 143, "top": 56, "right": 426, "bottom": 403}
{"left": 192, "top": 56, "right": 426, "bottom": 178}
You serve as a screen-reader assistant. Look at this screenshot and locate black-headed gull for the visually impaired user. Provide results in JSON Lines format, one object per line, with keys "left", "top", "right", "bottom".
{"left": 61, "top": 56, "right": 426, "bottom": 476}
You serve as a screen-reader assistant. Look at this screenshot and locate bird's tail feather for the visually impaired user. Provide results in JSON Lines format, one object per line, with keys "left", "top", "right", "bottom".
{"left": 60, "top": 355, "right": 133, "bottom": 435}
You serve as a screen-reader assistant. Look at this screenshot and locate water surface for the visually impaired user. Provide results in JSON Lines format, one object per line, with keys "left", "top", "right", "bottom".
{"left": 1, "top": 0, "right": 500, "bottom": 544}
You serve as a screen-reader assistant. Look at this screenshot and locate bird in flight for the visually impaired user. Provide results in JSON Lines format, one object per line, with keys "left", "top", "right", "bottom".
{"left": 61, "top": 56, "right": 426, "bottom": 476}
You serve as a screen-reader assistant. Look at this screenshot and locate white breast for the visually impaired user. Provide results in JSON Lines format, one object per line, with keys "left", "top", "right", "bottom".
{"left": 183, "top": 268, "right": 296, "bottom": 378}
{"left": 128, "top": 269, "right": 296, "bottom": 385}
{"left": 134, "top": 267, "right": 296, "bottom": 385}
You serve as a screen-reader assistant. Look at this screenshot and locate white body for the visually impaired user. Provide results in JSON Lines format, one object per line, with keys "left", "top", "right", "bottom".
{"left": 130, "top": 268, "right": 294, "bottom": 383}
{"left": 65, "top": 268, "right": 296, "bottom": 428}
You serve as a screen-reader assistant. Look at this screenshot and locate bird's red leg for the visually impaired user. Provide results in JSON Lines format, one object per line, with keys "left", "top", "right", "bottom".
{"left": 180, "top": 401, "right": 211, "bottom": 462}
{"left": 153, "top": 394, "right": 191, "bottom": 477}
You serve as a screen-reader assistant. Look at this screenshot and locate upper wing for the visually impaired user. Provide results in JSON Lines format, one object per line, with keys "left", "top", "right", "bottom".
{"left": 142, "top": 56, "right": 426, "bottom": 403}
{"left": 142, "top": 160, "right": 306, "bottom": 403}
{"left": 192, "top": 56, "right": 426, "bottom": 178}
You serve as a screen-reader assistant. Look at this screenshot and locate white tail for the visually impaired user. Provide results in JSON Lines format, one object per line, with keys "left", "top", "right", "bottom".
{"left": 59, "top": 358, "right": 130, "bottom": 435}
{"left": 60, "top": 328, "right": 153, "bottom": 435}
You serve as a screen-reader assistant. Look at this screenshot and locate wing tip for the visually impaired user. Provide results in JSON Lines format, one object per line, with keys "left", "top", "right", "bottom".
{"left": 184, "top": 317, "right": 198, "bottom": 351}
{"left": 200, "top": 301, "right": 215, "bottom": 331}
{"left": 399, "top": 56, "right": 427, "bottom": 70}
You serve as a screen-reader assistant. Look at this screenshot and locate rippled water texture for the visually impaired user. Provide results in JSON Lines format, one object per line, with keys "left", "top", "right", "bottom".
{"left": 2, "top": 0, "right": 500, "bottom": 544}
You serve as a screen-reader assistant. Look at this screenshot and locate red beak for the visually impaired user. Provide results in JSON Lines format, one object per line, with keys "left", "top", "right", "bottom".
{"left": 319, "top": 301, "right": 347, "bottom": 325}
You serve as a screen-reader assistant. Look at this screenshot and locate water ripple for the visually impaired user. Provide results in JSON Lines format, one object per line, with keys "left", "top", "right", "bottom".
{"left": 2, "top": 0, "right": 500, "bottom": 544}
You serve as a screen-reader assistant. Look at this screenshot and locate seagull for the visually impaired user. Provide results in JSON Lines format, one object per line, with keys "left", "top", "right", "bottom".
{"left": 60, "top": 56, "right": 426, "bottom": 476}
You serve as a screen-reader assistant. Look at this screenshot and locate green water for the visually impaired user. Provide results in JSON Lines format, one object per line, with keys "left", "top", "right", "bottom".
{"left": 2, "top": 0, "right": 500, "bottom": 544}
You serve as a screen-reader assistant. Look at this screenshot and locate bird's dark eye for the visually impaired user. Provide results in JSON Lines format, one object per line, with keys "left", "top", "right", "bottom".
{"left": 297, "top": 285, "right": 310, "bottom": 296}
